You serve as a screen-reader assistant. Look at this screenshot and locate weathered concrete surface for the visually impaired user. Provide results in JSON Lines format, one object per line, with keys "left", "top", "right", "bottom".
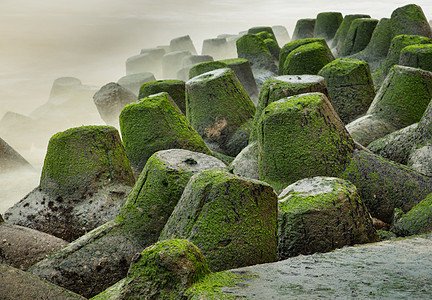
{"left": 199, "top": 234, "right": 432, "bottom": 299}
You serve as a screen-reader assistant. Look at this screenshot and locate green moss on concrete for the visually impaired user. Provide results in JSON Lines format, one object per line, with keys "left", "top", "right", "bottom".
{"left": 138, "top": 80, "right": 186, "bottom": 114}
{"left": 339, "top": 18, "right": 378, "bottom": 57}
{"left": 189, "top": 61, "right": 229, "bottom": 79}
{"left": 392, "top": 193, "right": 432, "bottom": 236}
{"left": 291, "top": 18, "right": 316, "bottom": 41}
{"left": 236, "top": 34, "right": 276, "bottom": 72}
{"left": 264, "top": 38, "right": 280, "bottom": 61}
{"left": 219, "top": 58, "right": 249, "bottom": 66}
{"left": 390, "top": 4, "right": 432, "bottom": 38}
{"left": 377, "top": 230, "right": 397, "bottom": 241}
{"left": 258, "top": 93, "right": 355, "bottom": 192}
{"left": 40, "top": 125, "right": 135, "bottom": 199}
{"left": 399, "top": 44, "right": 432, "bottom": 72}
{"left": 160, "top": 170, "right": 277, "bottom": 272}
{"left": 314, "top": 12, "right": 343, "bottom": 40}
{"left": 248, "top": 26, "right": 276, "bottom": 41}
{"left": 332, "top": 14, "right": 371, "bottom": 52}
{"left": 282, "top": 42, "right": 334, "bottom": 75}
{"left": 119, "top": 92, "right": 211, "bottom": 173}
{"left": 278, "top": 38, "right": 329, "bottom": 75}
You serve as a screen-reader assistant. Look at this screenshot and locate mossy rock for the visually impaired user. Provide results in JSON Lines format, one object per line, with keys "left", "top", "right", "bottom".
{"left": 264, "top": 38, "right": 280, "bottom": 61}
{"left": 391, "top": 193, "right": 432, "bottom": 236}
{"left": 138, "top": 79, "right": 186, "bottom": 114}
{"left": 340, "top": 149, "right": 432, "bottom": 223}
{"left": 248, "top": 26, "right": 277, "bottom": 41}
{"left": 185, "top": 68, "right": 255, "bottom": 155}
{"left": 372, "top": 34, "right": 432, "bottom": 87}
{"left": 41, "top": 125, "right": 134, "bottom": 199}
{"left": 169, "top": 35, "right": 197, "bottom": 55}
{"left": 250, "top": 75, "right": 329, "bottom": 141}
{"left": 257, "top": 92, "right": 355, "bottom": 192}
{"left": 278, "top": 177, "right": 378, "bottom": 259}
{"left": 399, "top": 43, "right": 432, "bottom": 72}
{"left": 332, "top": 14, "right": 371, "bottom": 54}
{"left": 120, "top": 92, "right": 210, "bottom": 174}
{"left": 225, "top": 118, "right": 253, "bottom": 157}
{"left": 160, "top": 170, "right": 278, "bottom": 272}
{"left": 29, "top": 149, "right": 227, "bottom": 298}
{"left": 313, "top": 12, "right": 343, "bottom": 41}
{"left": 92, "top": 239, "right": 210, "bottom": 299}
{"left": 229, "top": 141, "right": 259, "bottom": 180}
{"left": 162, "top": 50, "right": 192, "bottom": 79}
{"left": 93, "top": 82, "right": 137, "bottom": 127}
{"left": 291, "top": 18, "right": 316, "bottom": 41}
{"left": 318, "top": 58, "right": 375, "bottom": 124}
{"left": 189, "top": 61, "right": 228, "bottom": 79}
{"left": 117, "top": 72, "right": 156, "bottom": 96}
{"left": 390, "top": 4, "right": 432, "bottom": 38}
{"left": 339, "top": 18, "right": 378, "bottom": 57}
{"left": 282, "top": 42, "right": 334, "bottom": 75}
{"left": 236, "top": 34, "right": 276, "bottom": 72}
{"left": 278, "top": 38, "right": 330, "bottom": 75}
{"left": 368, "top": 65, "right": 432, "bottom": 129}
{"left": 219, "top": 58, "right": 259, "bottom": 104}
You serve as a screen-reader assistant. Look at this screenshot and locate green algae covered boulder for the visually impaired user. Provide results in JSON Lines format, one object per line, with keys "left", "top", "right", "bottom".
{"left": 185, "top": 68, "right": 255, "bottom": 155}
{"left": 399, "top": 44, "right": 432, "bottom": 72}
{"left": 138, "top": 80, "right": 186, "bottom": 114}
{"left": 282, "top": 42, "right": 334, "bottom": 75}
{"left": 92, "top": 239, "right": 210, "bottom": 300}
{"left": 120, "top": 92, "right": 211, "bottom": 174}
{"left": 257, "top": 92, "right": 354, "bottom": 192}
{"left": 160, "top": 170, "right": 278, "bottom": 272}
{"left": 391, "top": 193, "right": 432, "bottom": 236}
{"left": 41, "top": 125, "right": 134, "bottom": 199}
{"left": 264, "top": 38, "right": 280, "bottom": 61}
{"left": 236, "top": 34, "right": 276, "bottom": 72}
{"left": 278, "top": 177, "right": 378, "bottom": 260}
{"left": 390, "top": 4, "right": 432, "bottom": 38}
{"left": 313, "top": 12, "right": 343, "bottom": 41}
{"left": 291, "top": 18, "right": 316, "bottom": 41}
{"left": 339, "top": 18, "right": 378, "bottom": 57}
{"left": 318, "top": 58, "right": 375, "bottom": 124}
{"left": 250, "top": 75, "right": 329, "bottom": 141}
{"left": 332, "top": 14, "right": 371, "bottom": 54}
{"left": 188, "top": 61, "right": 228, "bottom": 79}
{"left": 248, "top": 26, "right": 276, "bottom": 40}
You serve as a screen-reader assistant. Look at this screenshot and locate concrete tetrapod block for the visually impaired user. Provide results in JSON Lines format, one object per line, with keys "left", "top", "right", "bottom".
{"left": 313, "top": 12, "right": 343, "bottom": 41}
{"left": 125, "top": 53, "right": 160, "bottom": 76}
{"left": 390, "top": 4, "right": 432, "bottom": 38}
{"left": 159, "top": 170, "right": 278, "bottom": 272}
{"left": 29, "top": 149, "right": 227, "bottom": 298}
{"left": 169, "top": 35, "right": 197, "bottom": 55}
{"left": 138, "top": 79, "right": 186, "bottom": 114}
{"left": 272, "top": 25, "right": 291, "bottom": 46}
{"left": 332, "top": 14, "right": 370, "bottom": 55}
{"left": 277, "top": 177, "right": 378, "bottom": 260}
{"left": 162, "top": 50, "right": 192, "bottom": 79}
{"left": 188, "top": 61, "right": 228, "bottom": 79}
{"left": 177, "top": 54, "right": 214, "bottom": 81}
{"left": 4, "top": 125, "right": 135, "bottom": 242}
{"left": 347, "top": 65, "right": 432, "bottom": 146}
{"left": 48, "top": 77, "right": 82, "bottom": 104}
{"left": 117, "top": 72, "right": 156, "bottom": 96}
{"left": 399, "top": 43, "right": 432, "bottom": 72}
{"left": 119, "top": 92, "right": 210, "bottom": 175}
{"left": 318, "top": 58, "right": 375, "bottom": 124}
{"left": 248, "top": 26, "right": 277, "bottom": 40}
{"left": 201, "top": 38, "right": 230, "bottom": 61}
{"left": 339, "top": 18, "right": 378, "bottom": 57}
{"left": 291, "top": 18, "right": 316, "bottom": 41}
{"left": 93, "top": 82, "right": 137, "bottom": 127}
{"left": 257, "top": 92, "right": 355, "bottom": 193}
{"left": 185, "top": 68, "right": 255, "bottom": 156}
{"left": 92, "top": 239, "right": 210, "bottom": 299}
{"left": 229, "top": 140, "right": 259, "bottom": 180}
{"left": 0, "top": 136, "right": 33, "bottom": 172}
{"left": 236, "top": 33, "right": 277, "bottom": 73}
{"left": 250, "top": 75, "right": 330, "bottom": 142}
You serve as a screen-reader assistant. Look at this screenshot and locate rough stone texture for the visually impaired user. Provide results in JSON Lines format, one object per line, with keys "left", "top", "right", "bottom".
{"left": 29, "top": 149, "right": 226, "bottom": 298}
{"left": 278, "top": 177, "right": 378, "bottom": 260}
{"left": 162, "top": 50, "right": 192, "bottom": 79}
{"left": 291, "top": 18, "right": 316, "bottom": 41}
{"left": 185, "top": 234, "right": 432, "bottom": 299}
{"left": 392, "top": 193, "right": 432, "bottom": 236}
{"left": 0, "top": 137, "right": 33, "bottom": 172}
{"left": 340, "top": 149, "right": 432, "bottom": 223}
{"left": 92, "top": 239, "right": 210, "bottom": 300}
{"left": 185, "top": 68, "right": 255, "bottom": 155}
{"left": 225, "top": 118, "right": 252, "bottom": 157}
{"left": 0, "top": 263, "right": 86, "bottom": 300}
{"left": 258, "top": 92, "right": 354, "bottom": 192}
{"left": 313, "top": 12, "right": 343, "bottom": 41}
{"left": 93, "top": 82, "right": 137, "bottom": 127}
{"left": 117, "top": 72, "right": 156, "bottom": 96}
{"left": 236, "top": 34, "right": 277, "bottom": 73}
{"left": 339, "top": 18, "right": 378, "bottom": 57}
{"left": 138, "top": 79, "right": 186, "bottom": 114}
{"left": 250, "top": 75, "right": 329, "bottom": 141}
{"left": 4, "top": 125, "right": 135, "bottom": 242}
{"left": 0, "top": 223, "right": 68, "bottom": 270}
{"left": 189, "top": 61, "right": 228, "bottom": 80}
{"left": 318, "top": 58, "right": 375, "bottom": 124}
{"left": 160, "top": 170, "right": 278, "bottom": 272}
{"left": 229, "top": 141, "right": 259, "bottom": 180}
{"left": 169, "top": 35, "right": 197, "bottom": 55}
{"left": 390, "top": 4, "right": 432, "bottom": 38}
{"left": 120, "top": 92, "right": 210, "bottom": 174}
{"left": 332, "top": 14, "right": 371, "bottom": 55}
{"left": 407, "top": 144, "right": 432, "bottom": 176}
{"left": 399, "top": 43, "right": 432, "bottom": 72}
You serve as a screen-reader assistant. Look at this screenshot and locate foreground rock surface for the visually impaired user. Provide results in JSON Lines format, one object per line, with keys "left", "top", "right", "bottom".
{"left": 187, "top": 234, "right": 432, "bottom": 299}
